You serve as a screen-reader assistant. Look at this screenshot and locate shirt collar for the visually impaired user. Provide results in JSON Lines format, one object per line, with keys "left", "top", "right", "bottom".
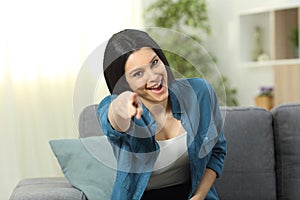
{"left": 169, "top": 82, "right": 183, "bottom": 115}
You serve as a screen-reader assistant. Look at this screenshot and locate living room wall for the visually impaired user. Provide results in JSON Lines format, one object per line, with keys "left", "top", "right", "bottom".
{"left": 0, "top": 1, "right": 142, "bottom": 199}
{"left": 207, "top": 0, "right": 300, "bottom": 106}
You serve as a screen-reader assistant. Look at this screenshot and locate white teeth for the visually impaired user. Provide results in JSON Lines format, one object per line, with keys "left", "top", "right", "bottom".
{"left": 151, "top": 81, "right": 162, "bottom": 89}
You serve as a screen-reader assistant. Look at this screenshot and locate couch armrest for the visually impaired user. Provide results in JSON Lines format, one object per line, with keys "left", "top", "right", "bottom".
{"left": 272, "top": 103, "right": 300, "bottom": 200}
{"left": 9, "top": 177, "right": 87, "bottom": 200}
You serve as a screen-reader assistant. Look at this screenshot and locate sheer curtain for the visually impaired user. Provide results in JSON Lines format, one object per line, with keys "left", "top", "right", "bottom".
{"left": 0, "top": 0, "right": 142, "bottom": 199}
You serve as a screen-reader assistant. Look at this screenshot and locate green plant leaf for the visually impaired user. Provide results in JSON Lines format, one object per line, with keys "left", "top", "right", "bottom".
{"left": 144, "top": 0, "right": 239, "bottom": 106}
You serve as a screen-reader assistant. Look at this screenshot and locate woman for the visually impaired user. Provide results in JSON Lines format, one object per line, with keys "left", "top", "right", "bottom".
{"left": 97, "top": 29, "right": 226, "bottom": 200}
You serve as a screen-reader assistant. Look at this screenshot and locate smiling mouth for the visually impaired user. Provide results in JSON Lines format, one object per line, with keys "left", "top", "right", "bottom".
{"left": 146, "top": 80, "right": 163, "bottom": 93}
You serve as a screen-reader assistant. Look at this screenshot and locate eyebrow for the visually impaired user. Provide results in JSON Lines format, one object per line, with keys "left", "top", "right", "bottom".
{"left": 149, "top": 55, "right": 158, "bottom": 63}
{"left": 127, "top": 54, "right": 159, "bottom": 76}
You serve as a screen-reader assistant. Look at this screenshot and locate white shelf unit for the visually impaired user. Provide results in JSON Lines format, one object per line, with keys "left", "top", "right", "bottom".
{"left": 239, "top": 5, "right": 300, "bottom": 68}
{"left": 240, "top": 58, "right": 300, "bottom": 68}
{"left": 239, "top": 4, "right": 300, "bottom": 106}
{"left": 239, "top": 11, "right": 274, "bottom": 64}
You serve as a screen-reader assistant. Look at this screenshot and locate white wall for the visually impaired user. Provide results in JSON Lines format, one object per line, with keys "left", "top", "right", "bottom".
{"left": 207, "top": 0, "right": 300, "bottom": 106}
{"left": 0, "top": 1, "right": 143, "bottom": 199}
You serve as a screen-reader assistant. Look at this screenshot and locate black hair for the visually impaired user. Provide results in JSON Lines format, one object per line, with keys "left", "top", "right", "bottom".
{"left": 103, "top": 29, "right": 175, "bottom": 94}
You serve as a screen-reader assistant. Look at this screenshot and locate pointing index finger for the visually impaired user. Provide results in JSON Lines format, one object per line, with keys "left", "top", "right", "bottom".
{"left": 131, "top": 93, "right": 143, "bottom": 119}
{"left": 130, "top": 92, "right": 138, "bottom": 107}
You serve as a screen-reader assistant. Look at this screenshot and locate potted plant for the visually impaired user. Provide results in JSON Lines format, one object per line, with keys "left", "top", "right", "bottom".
{"left": 254, "top": 86, "right": 274, "bottom": 110}
{"left": 289, "top": 27, "right": 299, "bottom": 58}
{"left": 144, "top": 0, "right": 239, "bottom": 106}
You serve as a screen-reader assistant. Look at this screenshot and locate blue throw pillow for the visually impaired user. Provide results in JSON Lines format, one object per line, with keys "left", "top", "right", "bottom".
{"left": 49, "top": 136, "right": 117, "bottom": 200}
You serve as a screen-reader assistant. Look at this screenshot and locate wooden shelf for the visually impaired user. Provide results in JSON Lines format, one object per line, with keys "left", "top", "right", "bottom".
{"left": 274, "top": 8, "right": 298, "bottom": 60}
{"left": 274, "top": 65, "right": 300, "bottom": 105}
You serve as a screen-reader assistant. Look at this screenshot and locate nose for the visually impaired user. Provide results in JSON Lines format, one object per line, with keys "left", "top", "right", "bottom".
{"left": 146, "top": 68, "right": 160, "bottom": 84}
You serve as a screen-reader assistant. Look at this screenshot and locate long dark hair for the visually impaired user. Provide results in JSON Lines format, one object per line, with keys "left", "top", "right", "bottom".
{"left": 103, "top": 29, "right": 175, "bottom": 94}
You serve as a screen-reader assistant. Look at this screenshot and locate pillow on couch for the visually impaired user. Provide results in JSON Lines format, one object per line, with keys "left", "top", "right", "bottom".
{"left": 49, "top": 136, "right": 117, "bottom": 200}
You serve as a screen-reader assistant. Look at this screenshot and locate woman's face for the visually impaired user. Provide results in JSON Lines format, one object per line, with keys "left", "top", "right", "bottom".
{"left": 124, "top": 47, "right": 169, "bottom": 106}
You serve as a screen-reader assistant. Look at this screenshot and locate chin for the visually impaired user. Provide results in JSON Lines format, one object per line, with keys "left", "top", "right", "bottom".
{"left": 151, "top": 92, "right": 169, "bottom": 103}
{"left": 139, "top": 91, "right": 168, "bottom": 105}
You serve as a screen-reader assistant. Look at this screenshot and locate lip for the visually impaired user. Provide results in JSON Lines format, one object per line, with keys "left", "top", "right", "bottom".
{"left": 146, "top": 80, "right": 165, "bottom": 94}
{"left": 150, "top": 85, "right": 164, "bottom": 94}
{"left": 147, "top": 80, "right": 162, "bottom": 89}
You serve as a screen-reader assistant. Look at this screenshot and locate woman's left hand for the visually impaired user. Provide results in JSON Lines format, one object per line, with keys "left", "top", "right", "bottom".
{"left": 190, "top": 195, "right": 204, "bottom": 200}
{"left": 189, "top": 168, "right": 217, "bottom": 200}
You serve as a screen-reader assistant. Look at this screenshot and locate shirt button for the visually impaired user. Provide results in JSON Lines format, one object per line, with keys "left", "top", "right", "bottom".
{"left": 205, "top": 137, "right": 208, "bottom": 140}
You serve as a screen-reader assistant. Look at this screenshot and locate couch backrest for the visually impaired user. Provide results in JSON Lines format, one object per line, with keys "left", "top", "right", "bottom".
{"left": 79, "top": 103, "right": 300, "bottom": 200}
{"left": 215, "top": 107, "right": 277, "bottom": 200}
{"left": 78, "top": 104, "right": 103, "bottom": 138}
{"left": 272, "top": 103, "right": 300, "bottom": 200}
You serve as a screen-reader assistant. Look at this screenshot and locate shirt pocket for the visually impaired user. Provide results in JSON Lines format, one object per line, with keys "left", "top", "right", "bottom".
{"left": 198, "top": 122, "right": 218, "bottom": 159}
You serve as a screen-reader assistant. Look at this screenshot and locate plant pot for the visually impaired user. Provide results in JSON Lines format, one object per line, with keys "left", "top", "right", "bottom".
{"left": 255, "top": 96, "right": 274, "bottom": 110}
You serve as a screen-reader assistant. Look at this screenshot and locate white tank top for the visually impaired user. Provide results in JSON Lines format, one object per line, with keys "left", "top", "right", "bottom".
{"left": 146, "top": 132, "right": 190, "bottom": 190}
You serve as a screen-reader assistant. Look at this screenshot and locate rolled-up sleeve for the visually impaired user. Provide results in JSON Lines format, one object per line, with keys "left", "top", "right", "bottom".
{"left": 97, "top": 95, "right": 125, "bottom": 140}
{"left": 206, "top": 83, "right": 227, "bottom": 178}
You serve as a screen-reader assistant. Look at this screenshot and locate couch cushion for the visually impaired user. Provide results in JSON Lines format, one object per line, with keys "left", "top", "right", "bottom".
{"left": 215, "top": 107, "right": 276, "bottom": 200}
{"left": 9, "top": 177, "right": 86, "bottom": 200}
{"left": 272, "top": 103, "right": 300, "bottom": 200}
{"left": 49, "top": 136, "right": 116, "bottom": 200}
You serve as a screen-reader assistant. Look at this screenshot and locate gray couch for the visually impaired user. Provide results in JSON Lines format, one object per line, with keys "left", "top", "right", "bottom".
{"left": 10, "top": 103, "right": 300, "bottom": 200}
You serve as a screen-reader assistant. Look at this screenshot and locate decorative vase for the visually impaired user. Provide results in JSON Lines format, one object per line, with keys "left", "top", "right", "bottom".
{"left": 255, "top": 96, "right": 274, "bottom": 110}
{"left": 252, "top": 26, "right": 264, "bottom": 61}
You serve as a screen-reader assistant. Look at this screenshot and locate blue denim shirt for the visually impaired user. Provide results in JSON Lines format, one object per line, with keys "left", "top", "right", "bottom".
{"left": 97, "top": 78, "right": 227, "bottom": 200}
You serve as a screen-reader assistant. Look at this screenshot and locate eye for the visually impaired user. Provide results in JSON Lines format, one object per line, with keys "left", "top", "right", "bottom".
{"left": 151, "top": 59, "right": 159, "bottom": 67}
{"left": 133, "top": 71, "right": 143, "bottom": 78}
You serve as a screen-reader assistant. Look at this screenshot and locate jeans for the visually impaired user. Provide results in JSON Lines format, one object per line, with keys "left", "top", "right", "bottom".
{"left": 141, "top": 183, "right": 190, "bottom": 200}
